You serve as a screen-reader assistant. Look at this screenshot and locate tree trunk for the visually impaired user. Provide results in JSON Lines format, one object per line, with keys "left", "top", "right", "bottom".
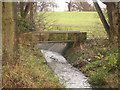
{"left": 20, "top": 2, "right": 24, "bottom": 18}
{"left": 118, "top": 3, "right": 120, "bottom": 52}
{"left": 93, "top": 1, "right": 111, "bottom": 38}
{"left": 105, "top": 2, "right": 119, "bottom": 40}
{"left": 0, "top": 2, "right": 2, "bottom": 68}
{"left": 30, "top": 2, "right": 34, "bottom": 22}
{"left": 23, "top": 2, "right": 31, "bottom": 18}
{"left": 20, "top": 2, "right": 31, "bottom": 19}
{"left": 66, "top": 2, "right": 71, "bottom": 11}
{"left": 68, "top": 3, "right": 71, "bottom": 11}
{"left": 14, "top": 2, "right": 20, "bottom": 63}
{"left": 118, "top": 2, "right": 120, "bottom": 86}
{"left": 2, "top": 2, "right": 17, "bottom": 64}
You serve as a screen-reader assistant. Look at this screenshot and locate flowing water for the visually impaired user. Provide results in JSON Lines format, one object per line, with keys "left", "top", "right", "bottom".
{"left": 38, "top": 43, "right": 91, "bottom": 88}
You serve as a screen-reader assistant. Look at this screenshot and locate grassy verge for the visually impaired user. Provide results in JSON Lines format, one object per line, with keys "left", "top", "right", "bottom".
{"left": 64, "top": 39, "right": 119, "bottom": 88}
{"left": 2, "top": 45, "right": 64, "bottom": 88}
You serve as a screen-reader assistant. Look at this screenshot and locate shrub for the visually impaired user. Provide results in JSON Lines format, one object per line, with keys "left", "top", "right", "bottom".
{"left": 18, "top": 18, "right": 35, "bottom": 33}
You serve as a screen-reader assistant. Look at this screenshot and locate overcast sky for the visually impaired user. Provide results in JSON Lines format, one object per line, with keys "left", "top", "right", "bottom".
{"left": 53, "top": 0, "right": 106, "bottom": 11}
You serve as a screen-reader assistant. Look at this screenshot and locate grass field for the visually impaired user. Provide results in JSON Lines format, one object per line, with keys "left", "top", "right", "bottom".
{"left": 38, "top": 12, "right": 107, "bottom": 38}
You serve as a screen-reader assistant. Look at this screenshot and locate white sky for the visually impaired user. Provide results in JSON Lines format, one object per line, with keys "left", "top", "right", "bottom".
{"left": 53, "top": 0, "right": 106, "bottom": 11}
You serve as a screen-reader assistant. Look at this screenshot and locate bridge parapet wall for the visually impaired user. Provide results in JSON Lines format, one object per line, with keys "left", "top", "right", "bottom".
{"left": 19, "top": 31, "right": 87, "bottom": 45}
{"left": 33, "top": 31, "right": 87, "bottom": 43}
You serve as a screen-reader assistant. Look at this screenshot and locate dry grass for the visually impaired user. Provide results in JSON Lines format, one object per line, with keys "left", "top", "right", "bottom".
{"left": 2, "top": 45, "right": 64, "bottom": 88}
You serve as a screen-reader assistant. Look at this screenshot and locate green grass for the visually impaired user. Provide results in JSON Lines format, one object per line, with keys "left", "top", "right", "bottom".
{"left": 38, "top": 12, "right": 107, "bottom": 38}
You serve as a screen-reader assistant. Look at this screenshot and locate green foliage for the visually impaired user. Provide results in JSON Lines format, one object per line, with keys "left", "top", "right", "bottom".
{"left": 83, "top": 53, "right": 118, "bottom": 86}
{"left": 103, "top": 53, "right": 118, "bottom": 70}
{"left": 95, "top": 48, "right": 108, "bottom": 55}
{"left": 82, "top": 60, "right": 102, "bottom": 72}
{"left": 18, "top": 18, "right": 35, "bottom": 33}
{"left": 88, "top": 69, "right": 108, "bottom": 85}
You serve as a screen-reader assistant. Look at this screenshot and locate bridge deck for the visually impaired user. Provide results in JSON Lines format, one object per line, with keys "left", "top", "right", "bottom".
{"left": 39, "top": 40, "right": 75, "bottom": 43}
{"left": 31, "top": 31, "right": 84, "bottom": 33}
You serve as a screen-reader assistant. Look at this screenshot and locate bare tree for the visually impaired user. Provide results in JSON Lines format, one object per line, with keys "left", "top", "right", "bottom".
{"left": 93, "top": 0, "right": 119, "bottom": 41}
{"left": 37, "top": 0, "right": 58, "bottom": 11}
{"left": 17, "top": 2, "right": 36, "bottom": 19}
{"left": 104, "top": 2, "right": 119, "bottom": 38}
{"left": 20, "top": 2, "right": 31, "bottom": 19}
{"left": 68, "top": 0, "right": 96, "bottom": 11}
{"left": 118, "top": 2, "right": 120, "bottom": 82}
{"left": 66, "top": 1, "right": 72, "bottom": 11}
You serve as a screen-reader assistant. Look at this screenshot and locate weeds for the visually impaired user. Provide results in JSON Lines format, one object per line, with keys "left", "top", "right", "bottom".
{"left": 88, "top": 69, "right": 108, "bottom": 85}
{"left": 2, "top": 45, "right": 64, "bottom": 88}
{"left": 65, "top": 39, "right": 119, "bottom": 88}
{"left": 82, "top": 60, "right": 102, "bottom": 73}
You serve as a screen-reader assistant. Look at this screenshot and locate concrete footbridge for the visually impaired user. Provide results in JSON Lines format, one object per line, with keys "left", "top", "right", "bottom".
{"left": 22, "top": 31, "right": 87, "bottom": 44}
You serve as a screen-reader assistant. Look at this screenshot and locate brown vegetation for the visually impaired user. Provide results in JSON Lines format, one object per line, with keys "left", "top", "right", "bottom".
{"left": 65, "top": 39, "right": 119, "bottom": 88}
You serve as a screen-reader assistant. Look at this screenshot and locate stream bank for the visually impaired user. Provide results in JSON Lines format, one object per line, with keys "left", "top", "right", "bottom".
{"left": 64, "top": 39, "right": 119, "bottom": 88}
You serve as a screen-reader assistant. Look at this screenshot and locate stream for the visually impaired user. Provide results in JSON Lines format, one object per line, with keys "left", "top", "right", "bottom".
{"left": 38, "top": 43, "right": 91, "bottom": 88}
